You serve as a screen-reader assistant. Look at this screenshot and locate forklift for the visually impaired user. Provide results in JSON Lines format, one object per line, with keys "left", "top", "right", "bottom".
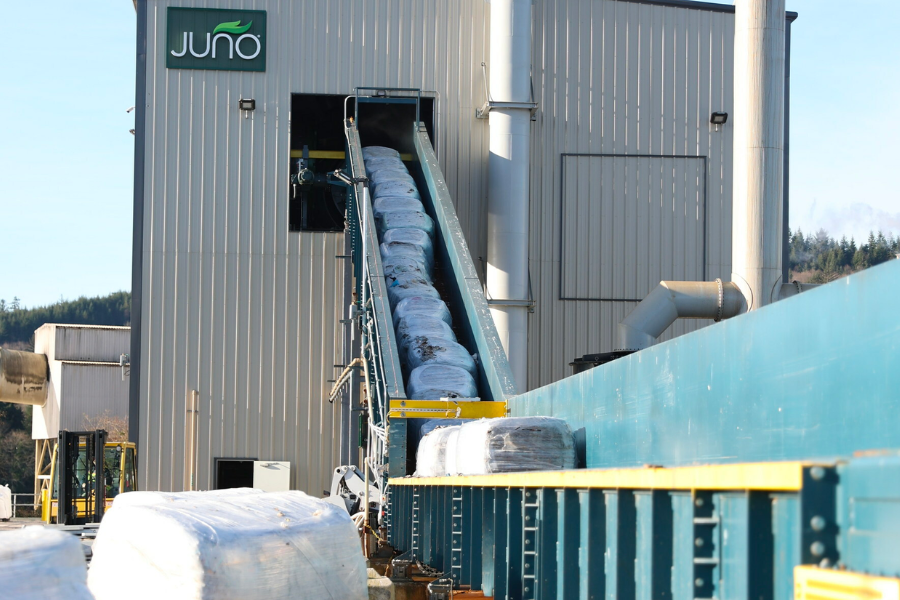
{"left": 41, "top": 430, "right": 138, "bottom": 525}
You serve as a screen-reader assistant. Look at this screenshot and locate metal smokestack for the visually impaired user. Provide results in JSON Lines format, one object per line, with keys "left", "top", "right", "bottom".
{"left": 486, "top": 0, "right": 532, "bottom": 392}
{"left": 730, "top": 0, "right": 787, "bottom": 310}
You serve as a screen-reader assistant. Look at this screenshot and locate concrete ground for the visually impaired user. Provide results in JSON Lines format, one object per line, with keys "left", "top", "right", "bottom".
{"left": 0, "top": 517, "right": 43, "bottom": 531}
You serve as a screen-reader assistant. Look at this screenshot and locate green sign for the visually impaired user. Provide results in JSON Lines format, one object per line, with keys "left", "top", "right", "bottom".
{"left": 166, "top": 7, "right": 266, "bottom": 72}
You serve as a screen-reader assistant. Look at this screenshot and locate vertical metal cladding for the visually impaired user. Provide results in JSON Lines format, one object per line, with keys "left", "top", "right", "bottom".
{"left": 139, "top": 0, "right": 747, "bottom": 488}
{"left": 58, "top": 363, "right": 130, "bottom": 433}
{"left": 528, "top": 0, "right": 737, "bottom": 389}
{"left": 139, "top": 0, "right": 490, "bottom": 493}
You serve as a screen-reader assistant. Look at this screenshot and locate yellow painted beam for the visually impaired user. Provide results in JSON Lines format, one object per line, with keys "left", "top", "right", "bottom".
{"left": 289, "top": 150, "right": 415, "bottom": 161}
{"left": 388, "top": 400, "right": 507, "bottom": 419}
{"left": 390, "top": 461, "right": 827, "bottom": 491}
{"left": 291, "top": 150, "right": 412, "bottom": 162}
{"left": 795, "top": 566, "right": 900, "bottom": 600}
{"left": 290, "top": 150, "right": 346, "bottom": 159}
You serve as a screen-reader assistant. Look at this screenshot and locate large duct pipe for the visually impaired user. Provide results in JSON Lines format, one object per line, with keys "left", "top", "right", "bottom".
{"left": 617, "top": 281, "right": 745, "bottom": 351}
{"left": 614, "top": 0, "right": 796, "bottom": 353}
{"left": 0, "top": 348, "right": 49, "bottom": 406}
{"left": 486, "top": 0, "right": 532, "bottom": 392}
{"left": 730, "top": 0, "right": 787, "bottom": 309}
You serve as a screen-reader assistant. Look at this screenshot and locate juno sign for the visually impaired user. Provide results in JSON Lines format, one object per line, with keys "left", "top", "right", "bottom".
{"left": 166, "top": 7, "right": 267, "bottom": 72}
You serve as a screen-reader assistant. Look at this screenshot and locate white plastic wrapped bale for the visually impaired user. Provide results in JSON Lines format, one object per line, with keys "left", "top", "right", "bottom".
{"left": 88, "top": 490, "right": 368, "bottom": 600}
{"left": 111, "top": 487, "right": 263, "bottom": 508}
{"left": 382, "top": 228, "right": 435, "bottom": 259}
{"left": 0, "top": 484, "right": 10, "bottom": 520}
{"left": 385, "top": 273, "right": 441, "bottom": 309}
{"left": 380, "top": 240, "right": 433, "bottom": 275}
{"left": 364, "top": 156, "right": 406, "bottom": 176}
{"left": 375, "top": 210, "right": 435, "bottom": 240}
{"left": 362, "top": 146, "right": 400, "bottom": 160}
{"left": 383, "top": 256, "right": 431, "bottom": 283}
{"left": 0, "top": 527, "right": 92, "bottom": 600}
{"left": 397, "top": 315, "right": 457, "bottom": 356}
{"left": 372, "top": 196, "right": 424, "bottom": 219}
{"left": 452, "top": 417, "right": 576, "bottom": 475}
{"left": 406, "top": 336, "right": 477, "bottom": 377}
{"left": 406, "top": 364, "right": 478, "bottom": 400}
{"left": 370, "top": 169, "right": 415, "bottom": 190}
{"left": 393, "top": 296, "right": 453, "bottom": 328}
{"left": 413, "top": 425, "right": 460, "bottom": 476}
{"left": 443, "top": 426, "right": 463, "bottom": 476}
{"left": 372, "top": 179, "right": 420, "bottom": 200}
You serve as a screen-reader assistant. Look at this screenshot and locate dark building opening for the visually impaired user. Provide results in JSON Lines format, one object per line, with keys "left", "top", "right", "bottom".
{"left": 214, "top": 458, "right": 256, "bottom": 489}
{"left": 289, "top": 93, "right": 435, "bottom": 232}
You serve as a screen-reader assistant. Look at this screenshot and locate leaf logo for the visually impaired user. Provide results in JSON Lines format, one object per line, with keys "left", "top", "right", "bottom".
{"left": 213, "top": 20, "right": 253, "bottom": 35}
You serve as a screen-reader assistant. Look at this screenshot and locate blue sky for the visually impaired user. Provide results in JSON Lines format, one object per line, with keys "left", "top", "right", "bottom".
{"left": 0, "top": 0, "right": 897, "bottom": 308}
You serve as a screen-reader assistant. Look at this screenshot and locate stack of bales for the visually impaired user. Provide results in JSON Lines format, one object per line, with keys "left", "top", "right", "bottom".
{"left": 362, "top": 146, "right": 478, "bottom": 400}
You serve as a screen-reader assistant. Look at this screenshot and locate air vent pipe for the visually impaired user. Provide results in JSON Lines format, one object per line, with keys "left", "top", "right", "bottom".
{"left": 486, "top": 0, "right": 532, "bottom": 392}
{"left": 617, "top": 281, "right": 745, "bottom": 351}
{"left": 0, "top": 348, "right": 49, "bottom": 406}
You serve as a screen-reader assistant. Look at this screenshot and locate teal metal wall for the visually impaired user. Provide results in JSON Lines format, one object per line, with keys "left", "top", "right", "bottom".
{"left": 388, "top": 455, "right": 900, "bottom": 599}
{"left": 510, "top": 261, "right": 900, "bottom": 469}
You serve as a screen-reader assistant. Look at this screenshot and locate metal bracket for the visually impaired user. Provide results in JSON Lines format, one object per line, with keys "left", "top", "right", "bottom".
{"left": 475, "top": 62, "right": 539, "bottom": 120}
{"left": 328, "top": 169, "right": 368, "bottom": 187}
{"left": 476, "top": 100, "right": 539, "bottom": 119}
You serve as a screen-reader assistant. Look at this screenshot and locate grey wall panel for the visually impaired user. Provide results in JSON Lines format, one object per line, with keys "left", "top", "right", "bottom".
{"left": 528, "top": 0, "right": 735, "bottom": 390}
{"left": 37, "top": 325, "right": 131, "bottom": 364}
{"left": 59, "top": 363, "right": 130, "bottom": 433}
{"left": 140, "top": 0, "right": 489, "bottom": 493}
{"left": 560, "top": 154, "right": 707, "bottom": 301}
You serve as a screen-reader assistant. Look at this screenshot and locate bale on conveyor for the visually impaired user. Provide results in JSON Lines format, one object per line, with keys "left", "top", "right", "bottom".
{"left": 88, "top": 490, "right": 368, "bottom": 600}
{"left": 382, "top": 227, "right": 435, "bottom": 258}
{"left": 406, "top": 364, "right": 477, "bottom": 400}
{"left": 383, "top": 256, "right": 432, "bottom": 283}
{"left": 414, "top": 424, "right": 460, "bottom": 476}
{"left": 372, "top": 179, "right": 420, "bottom": 200}
{"left": 406, "top": 335, "right": 477, "bottom": 377}
{"left": 385, "top": 273, "right": 442, "bottom": 309}
{"left": 372, "top": 196, "right": 425, "bottom": 219}
{"left": 364, "top": 156, "right": 407, "bottom": 176}
{"left": 362, "top": 146, "right": 400, "bottom": 160}
{"left": 380, "top": 241, "right": 434, "bottom": 276}
{"left": 396, "top": 315, "right": 457, "bottom": 356}
{"left": 393, "top": 296, "right": 453, "bottom": 328}
{"left": 375, "top": 210, "right": 435, "bottom": 240}
{"left": 453, "top": 417, "right": 576, "bottom": 476}
{"left": 370, "top": 168, "right": 415, "bottom": 190}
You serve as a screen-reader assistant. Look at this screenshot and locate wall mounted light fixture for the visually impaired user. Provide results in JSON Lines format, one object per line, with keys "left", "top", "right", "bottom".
{"left": 710, "top": 112, "right": 728, "bottom": 131}
{"left": 239, "top": 98, "right": 256, "bottom": 118}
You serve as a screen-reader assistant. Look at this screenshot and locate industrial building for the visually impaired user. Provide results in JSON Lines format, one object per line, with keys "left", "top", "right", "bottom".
{"left": 130, "top": 0, "right": 797, "bottom": 495}
{"left": 0, "top": 0, "right": 894, "bottom": 596}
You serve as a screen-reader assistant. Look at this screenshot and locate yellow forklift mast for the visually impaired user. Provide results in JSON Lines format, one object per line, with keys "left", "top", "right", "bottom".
{"left": 41, "top": 430, "right": 137, "bottom": 524}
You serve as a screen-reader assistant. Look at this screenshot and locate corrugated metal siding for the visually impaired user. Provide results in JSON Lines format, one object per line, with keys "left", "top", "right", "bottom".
{"left": 528, "top": 0, "right": 735, "bottom": 389}
{"left": 59, "top": 363, "right": 130, "bottom": 432}
{"left": 140, "top": 0, "right": 490, "bottom": 493}
{"left": 41, "top": 325, "right": 131, "bottom": 363}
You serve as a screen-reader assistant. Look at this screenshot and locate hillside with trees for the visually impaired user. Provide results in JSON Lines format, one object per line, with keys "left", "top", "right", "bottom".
{"left": 0, "top": 291, "right": 130, "bottom": 349}
{"left": 789, "top": 229, "right": 898, "bottom": 283}
{"left": 0, "top": 292, "right": 130, "bottom": 494}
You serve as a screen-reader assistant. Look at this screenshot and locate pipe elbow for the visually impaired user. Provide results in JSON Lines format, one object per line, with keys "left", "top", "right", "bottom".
{"left": 616, "top": 280, "right": 744, "bottom": 352}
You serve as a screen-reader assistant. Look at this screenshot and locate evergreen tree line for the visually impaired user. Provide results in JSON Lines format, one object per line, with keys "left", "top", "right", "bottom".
{"left": 789, "top": 229, "right": 898, "bottom": 282}
{"left": 0, "top": 291, "right": 131, "bottom": 346}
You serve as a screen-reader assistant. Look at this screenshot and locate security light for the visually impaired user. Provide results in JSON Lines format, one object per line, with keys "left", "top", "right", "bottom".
{"left": 238, "top": 98, "right": 256, "bottom": 111}
{"left": 710, "top": 112, "right": 728, "bottom": 125}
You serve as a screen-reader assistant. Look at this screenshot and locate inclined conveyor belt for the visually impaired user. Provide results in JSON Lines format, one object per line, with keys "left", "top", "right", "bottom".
{"left": 345, "top": 121, "right": 516, "bottom": 405}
